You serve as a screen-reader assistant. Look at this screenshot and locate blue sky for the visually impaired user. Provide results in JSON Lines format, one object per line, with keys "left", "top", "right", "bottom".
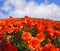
{"left": 0, "top": 0, "right": 60, "bottom": 21}
{"left": 0, "top": 0, "right": 60, "bottom": 6}
{"left": 27, "top": 0, "right": 60, "bottom": 6}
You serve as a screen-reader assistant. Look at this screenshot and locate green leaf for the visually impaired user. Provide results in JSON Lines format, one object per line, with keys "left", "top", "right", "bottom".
{"left": 41, "top": 40, "right": 48, "bottom": 47}
{"left": 3, "top": 32, "right": 7, "bottom": 41}
{"left": 10, "top": 32, "right": 30, "bottom": 51}
{"left": 29, "top": 26, "right": 37, "bottom": 37}
{"left": 51, "top": 36, "right": 60, "bottom": 47}
{"left": 44, "top": 30, "right": 50, "bottom": 39}
{"left": 19, "top": 26, "right": 26, "bottom": 34}
{"left": 15, "top": 40, "right": 30, "bottom": 51}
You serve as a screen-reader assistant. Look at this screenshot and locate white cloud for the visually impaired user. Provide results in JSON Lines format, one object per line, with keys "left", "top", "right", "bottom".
{"left": 0, "top": 0, "right": 60, "bottom": 21}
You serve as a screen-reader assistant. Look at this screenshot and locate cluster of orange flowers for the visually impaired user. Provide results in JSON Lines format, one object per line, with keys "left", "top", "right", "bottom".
{"left": 0, "top": 16, "right": 24, "bottom": 34}
{"left": 21, "top": 32, "right": 43, "bottom": 51}
{"left": 0, "top": 16, "right": 60, "bottom": 51}
{"left": 21, "top": 16, "right": 60, "bottom": 51}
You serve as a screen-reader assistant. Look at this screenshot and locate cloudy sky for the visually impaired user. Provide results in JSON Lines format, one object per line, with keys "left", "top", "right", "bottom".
{"left": 0, "top": 0, "right": 60, "bottom": 21}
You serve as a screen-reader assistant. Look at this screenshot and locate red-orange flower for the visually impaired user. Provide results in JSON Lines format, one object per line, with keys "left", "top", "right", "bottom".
{"left": 25, "top": 16, "right": 34, "bottom": 25}
{"left": 0, "top": 30, "right": 4, "bottom": 34}
{"left": 36, "top": 32, "right": 44, "bottom": 42}
{"left": 54, "top": 30, "right": 60, "bottom": 36}
{"left": 47, "top": 28, "right": 54, "bottom": 37}
{"left": 7, "top": 22, "right": 13, "bottom": 27}
{"left": 0, "top": 26, "right": 2, "bottom": 30}
{"left": 34, "top": 47, "right": 43, "bottom": 51}
{"left": 27, "top": 37, "right": 40, "bottom": 50}
{"left": 0, "top": 20, "right": 6, "bottom": 26}
{"left": 35, "top": 23, "right": 44, "bottom": 33}
{"left": 43, "top": 43, "right": 56, "bottom": 51}
{"left": 21, "top": 32, "right": 32, "bottom": 41}
{"left": 13, "top": 21, "right": 24, "bottom": 27}
{"left": 14, "top": 27, "right": 20, "bottom": 32}
{"left": 4, "top": 26, "right": 14, "bottom": 34}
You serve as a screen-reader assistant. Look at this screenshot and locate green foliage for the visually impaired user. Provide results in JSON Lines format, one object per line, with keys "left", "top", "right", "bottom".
{"left": 3, "top": 32, "right": 7, "bottom": 41}
{"left": 41, "top": 40, "right": 48, "bottom": 47}
{"left": 51, "top": 36, "right": 60, "bottom": 47}
{"left": 44, "top": 30, "right": 50, "bottom": 39}
{"left": 15, "top": 41, "right": 30, "bottom": 51}
{"left": 29, "top": 26, "right": 37, "bottom": 37}
{"left": 9, "top": 32, "right": 30, "bottom": 51}
{"left": 19, "top": 26, "right": 25, "bottom": 34}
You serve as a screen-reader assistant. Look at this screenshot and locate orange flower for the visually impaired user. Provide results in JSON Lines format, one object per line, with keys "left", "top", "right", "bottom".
{"left": 36, "top": 32, "right": 44, "bottom": 42}
{"left": 27, "top": 37, "right": 40, "bottom": 51}
{"left": 21, "top": 32, "right": 32, "bottom": 41}
{"left": 0, "top": 20, "right": 6, "bottom": 26}
{"left": 7, "top": 28, "right": 14, "bottom": 34}
{"left": 14, "top": 27, "right": 20, "bottom": 32}
{"left": 0, "top": 26, "right": 2, "bottom": 30}
{"left": 4, "top": 26, "right": 14, "bottom": 34}
{"left": 35, "top": 20, "right": 45, "bottom": 32}
{"left": 53, "top": 21, "right": 60, "bottom": 29}
{"left": 54, "top": 30, "right": 60, "bottom": 36}
{"left": 35, "top": 23, "right": 44, "bottom": 33}
{"left": 7, "top": 22, "right": 13, "bottom": 27}
{"left": 13, "top": 21, "right": 24, "bottom": 27}
{"left": 33, "top": 19, "right": 38, "bottom": 25}
{"left": 25, "top": 16, "right": 34, "bottom": 25}
{"left": 43, "top": 43, "right": 56, "bottom": 51}
{"left": 0, "top": 30, "right": 4, "bottom": 34}
{"left": 47, "top": 28, "right": 54, "bottom": 37}
{"left": 34, "top": 47, "right": 43, "bottom": 51}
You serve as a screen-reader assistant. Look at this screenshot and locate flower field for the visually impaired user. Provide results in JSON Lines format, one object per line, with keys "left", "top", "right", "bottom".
{"left": 0, "top": 16, "right": 60, "bottom": 51}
